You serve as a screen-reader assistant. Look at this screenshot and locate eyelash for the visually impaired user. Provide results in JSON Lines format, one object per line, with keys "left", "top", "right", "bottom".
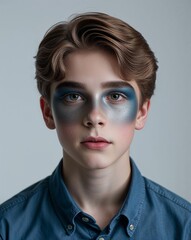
{"left": 106, "top": 92, "right": 128, "bottom": 103}
{"left": 61, "top": 92, "right": 127, "bottom": 104}
{"left": 63, "top": 93, "right": 84, "bottom": 103}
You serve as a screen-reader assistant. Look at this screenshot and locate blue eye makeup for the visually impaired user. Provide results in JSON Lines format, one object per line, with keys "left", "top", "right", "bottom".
{"left": 101, "top": 86, "right": 138, "bottom": 122}
{"left": 52, "top": 82, "right": 138, "bottom": 124}
{"left": 105, "top": 92, "right": 128, "bottom": 104}
{"left": 52, "top": 86, "right": 89, "bottom": 122}
{"left": 64, "top": 93, "right": 84, "bottom": 103}
{"left": 54, "top": 87, "right": 85, "bottom": 101}
{"left": 104, "top": 87, "right": 135, "bottom": 103}
{"left": 55, "top": 90, "right": 85, "bottom": 104}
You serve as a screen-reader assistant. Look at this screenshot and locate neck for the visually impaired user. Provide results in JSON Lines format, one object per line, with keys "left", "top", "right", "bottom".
{"left": 62, "top": 153, "right": 131, "bottom": 211}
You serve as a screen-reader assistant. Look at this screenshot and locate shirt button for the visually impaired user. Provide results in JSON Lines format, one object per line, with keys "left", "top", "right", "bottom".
{"left": 67, "top": 224, "right": 73, "bottom": 230}
{"left": 129, "top": 224, "right": 134, "bottom": 231}
{"left": 82, "top": 217, "right": 89, "bottom": 223}
{"left": 98, "top": 238, "right": 105, "bottom": 240}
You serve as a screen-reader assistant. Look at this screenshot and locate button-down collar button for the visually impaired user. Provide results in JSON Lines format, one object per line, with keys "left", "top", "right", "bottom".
{"left": 82, "top": 217, "right": 90, "bottom": 222}
{"left": 67, "top": 224, "right": 73, "bottom": 230}
{"left": 129, "top": 224, "right": 134, "bottom": 231}
{"left": 98, "top": 237, "right": 105, "bottom": 240}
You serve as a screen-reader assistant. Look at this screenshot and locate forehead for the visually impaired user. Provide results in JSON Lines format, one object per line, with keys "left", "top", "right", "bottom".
{"left": 51, "top": 50, "right": 141, "bottom": 101}
{"left": 64, "top": 50, "right": 121, "bottom": 81}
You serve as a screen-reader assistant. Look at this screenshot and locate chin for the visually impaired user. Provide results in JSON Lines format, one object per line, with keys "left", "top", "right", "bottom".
{"left": 79, "top": 157, "right": 114, "bottom": 170}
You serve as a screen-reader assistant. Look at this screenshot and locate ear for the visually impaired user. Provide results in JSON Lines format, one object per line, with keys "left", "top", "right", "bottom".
{"left": 135, "top": 100, "right": 150, "bottom": 130}
{"left": 40, "top": 97, "right": 55, "bottom": 130}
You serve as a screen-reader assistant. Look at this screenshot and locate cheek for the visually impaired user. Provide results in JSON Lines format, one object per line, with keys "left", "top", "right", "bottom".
{"left": 111, "top": 122, "right": 136, "bottom": 147}
{"left": 55, "top": 123, "right": 79, "bottom": 146}
{"left": 102, "top": 99, "right": 138, "bottom": 124}
{"left": 112, "top": 120, "right": 135, "bottom": 133}
{"left": 52, "top": 100, "right": 86, "bottom": 124}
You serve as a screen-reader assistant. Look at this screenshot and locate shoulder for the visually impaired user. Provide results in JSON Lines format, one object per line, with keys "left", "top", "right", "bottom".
{"left": 0, "top": 176, "right": 50, "bottom": 219}
{"left": 143, "top": 177, "right": 191, "bottom": 217}
{"left": 142, "top": 177, "right": 191, "bottom": 238}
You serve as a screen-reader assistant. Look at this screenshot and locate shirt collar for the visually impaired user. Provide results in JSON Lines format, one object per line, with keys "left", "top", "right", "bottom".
{"left": 119, "top": 158, "right": 145, "bottom": 237}
{"left": 49, "top": 158, "right": 145, "bottom": 237}
{"left": 49, "top": 159, "right": 81, "bottom": 235}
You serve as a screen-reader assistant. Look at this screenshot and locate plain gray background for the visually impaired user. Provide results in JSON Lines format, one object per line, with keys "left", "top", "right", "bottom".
{"left": 0, "top": 0, "right": 191, "bottom": 204}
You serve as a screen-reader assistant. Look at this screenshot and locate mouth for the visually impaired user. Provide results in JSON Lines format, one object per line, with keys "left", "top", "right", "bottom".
{"left": 80, "top": 136, "right": 112, "bottom": 150}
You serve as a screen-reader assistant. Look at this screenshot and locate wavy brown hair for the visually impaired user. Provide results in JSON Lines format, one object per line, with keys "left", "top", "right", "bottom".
{"left": 35, "top": 12, "right": 158, "bottom": 106}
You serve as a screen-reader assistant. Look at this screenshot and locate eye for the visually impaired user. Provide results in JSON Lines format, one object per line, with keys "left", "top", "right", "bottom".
{"left": 63, "top": 93, "right": 84, "bottom": 103}
{"left": 106, "top": 92, "right": 127, "bottom": 104}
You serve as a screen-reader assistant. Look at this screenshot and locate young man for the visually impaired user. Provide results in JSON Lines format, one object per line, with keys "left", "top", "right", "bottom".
{"left": 0, "top": 12, "right": 191, "bottom": 239}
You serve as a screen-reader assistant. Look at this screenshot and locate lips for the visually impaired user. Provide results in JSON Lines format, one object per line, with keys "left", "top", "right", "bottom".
{"left": 81, "top": 136, "right": 111, "bottom": 150}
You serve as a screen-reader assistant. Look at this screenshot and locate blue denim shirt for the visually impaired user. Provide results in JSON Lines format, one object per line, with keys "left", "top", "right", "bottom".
{"left": 0, "top": 159, "right": 191, "bottom": 239}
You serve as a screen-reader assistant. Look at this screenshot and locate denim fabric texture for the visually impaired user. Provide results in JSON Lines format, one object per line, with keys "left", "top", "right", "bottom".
{"left": 0, "top": 159, "right": 191, "bottom": 240}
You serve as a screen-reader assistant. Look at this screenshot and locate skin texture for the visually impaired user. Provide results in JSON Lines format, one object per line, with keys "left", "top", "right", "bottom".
{"left": 40, "top": 50, "right": 150, "bottom": 229}
{"left": 43, "top": 50, "right": 149, "bottom": 170}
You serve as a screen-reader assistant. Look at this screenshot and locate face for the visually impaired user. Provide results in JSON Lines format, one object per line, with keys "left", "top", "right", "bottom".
{"left": 41, "top": 50, "right": 149, "bottom": 170}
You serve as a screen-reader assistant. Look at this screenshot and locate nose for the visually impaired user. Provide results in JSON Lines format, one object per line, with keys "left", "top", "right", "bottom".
{"left": 83, "top": 105, "right": 106, "bottom": 128}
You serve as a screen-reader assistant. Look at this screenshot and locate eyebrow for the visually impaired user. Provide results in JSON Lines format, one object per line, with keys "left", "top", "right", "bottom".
{"left": 55, "top": 81, "right": 86, "bottom": 90}
{"left": 55, "top": 81, "right": 132, "bottom": 91}
{"left": 101, "top": 81, "right": 132, "bottom": 89}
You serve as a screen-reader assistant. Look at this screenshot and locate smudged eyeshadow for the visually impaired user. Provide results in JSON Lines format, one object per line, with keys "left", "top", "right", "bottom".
{"left": 52, "top": 83, "right": 138, "bottom": 124}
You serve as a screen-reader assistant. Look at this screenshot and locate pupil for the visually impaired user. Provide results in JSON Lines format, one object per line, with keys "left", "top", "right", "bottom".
{"left": 112, "top": 94, "right": 119, "bottom": 99}
{"left": 72, "top": 94, "right": 78, "bottom": 99}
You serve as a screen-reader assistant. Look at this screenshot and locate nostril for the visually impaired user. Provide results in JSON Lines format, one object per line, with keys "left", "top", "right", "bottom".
{"left": 83, "top": 113, "right": 106, "bottom": 128}
{"left": 87, "top": 121, "right": 92, "bottom": 127}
